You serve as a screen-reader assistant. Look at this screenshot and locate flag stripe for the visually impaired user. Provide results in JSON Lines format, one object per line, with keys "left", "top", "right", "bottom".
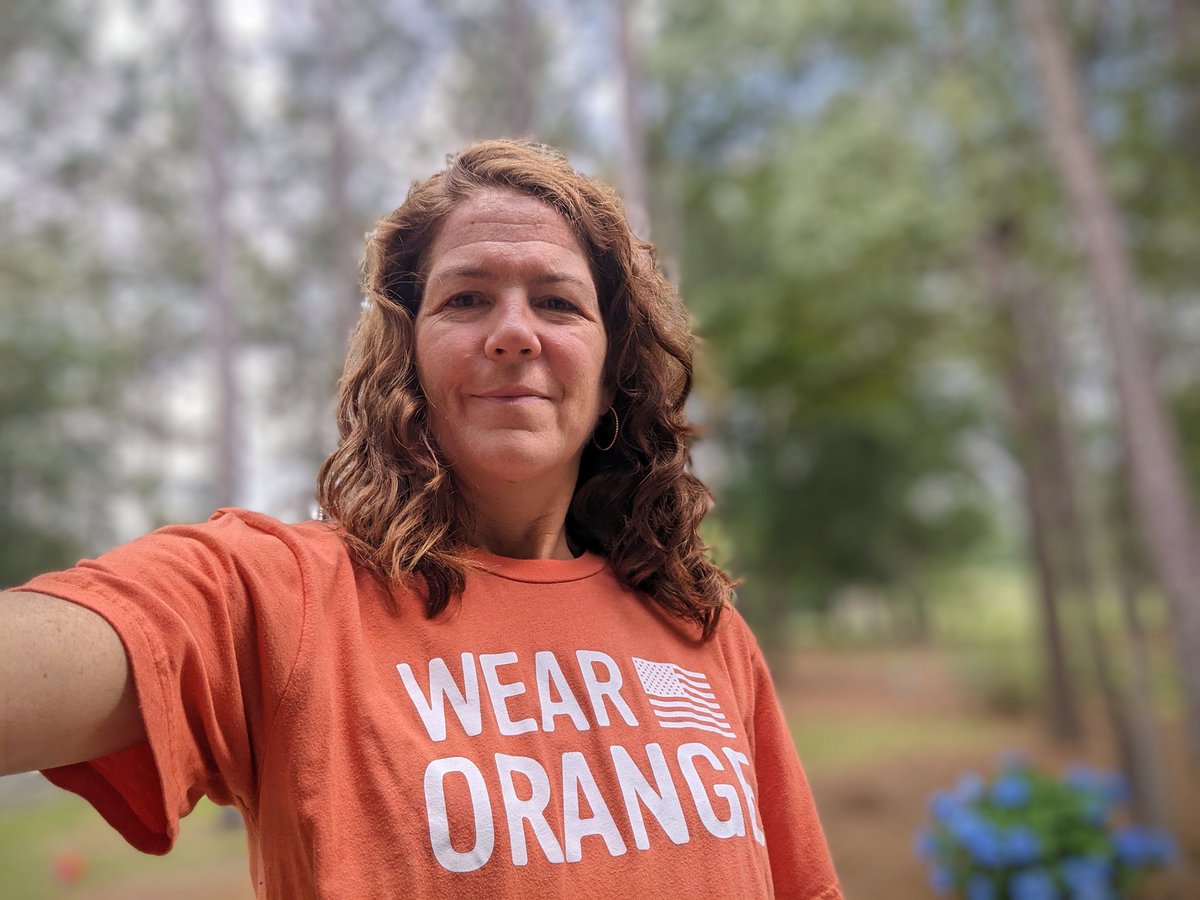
{"left": 676, "top": 684, "right": 717, "bottom": 702}
{"left": 674, "top": 673, "right": 714, "bottom": 692}
{"left": 649, "top": 698, "right": 726, "bottom": 717}
{"left": 652, "top": 709, "right": 731, "bottom": 727}
{"left": 659, "top": 721, "right": 736, "bottom": 738}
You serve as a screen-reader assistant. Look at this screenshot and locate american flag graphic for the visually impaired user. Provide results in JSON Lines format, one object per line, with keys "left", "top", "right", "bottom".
{"left": 631, "top": 657, "right": 735, "bottom": 739}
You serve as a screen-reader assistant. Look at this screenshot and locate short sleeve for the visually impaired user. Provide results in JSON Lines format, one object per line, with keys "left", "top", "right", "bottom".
{"left": 729, "top": 613, "right": 843, "bottom": 900}
{"left": 14, "top": 509, "right": 309, "bottom": 854}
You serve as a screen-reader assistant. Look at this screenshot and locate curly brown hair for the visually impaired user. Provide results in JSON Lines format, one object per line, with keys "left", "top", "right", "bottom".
{"left": 316, "top": 139, "right": 733, "bottom": 638}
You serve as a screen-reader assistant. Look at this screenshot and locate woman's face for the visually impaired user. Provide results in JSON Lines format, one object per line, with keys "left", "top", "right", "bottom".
{"left": 414, "top": 189, "right": 609, "bottom": 496}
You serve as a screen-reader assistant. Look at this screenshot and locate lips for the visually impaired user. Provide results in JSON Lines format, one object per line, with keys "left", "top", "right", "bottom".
{"left": 474, "top": 386, "right": 549, "bottom": 400}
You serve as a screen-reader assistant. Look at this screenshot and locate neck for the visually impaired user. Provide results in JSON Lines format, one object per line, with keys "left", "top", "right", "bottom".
{"left": 457, "top": 475, "right": 579, "bottom": 560}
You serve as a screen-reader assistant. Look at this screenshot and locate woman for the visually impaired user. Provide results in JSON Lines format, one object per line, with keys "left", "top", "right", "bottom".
{"left": 1, "top": 140, "right": 842, "bottom": 898}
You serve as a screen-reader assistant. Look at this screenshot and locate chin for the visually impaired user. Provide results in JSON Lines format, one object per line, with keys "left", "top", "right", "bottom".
{"left": 451, "top": 434, "right": 584, "bottom": 490}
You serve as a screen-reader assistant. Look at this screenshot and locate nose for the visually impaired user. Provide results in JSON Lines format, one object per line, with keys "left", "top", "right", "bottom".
{"left": 485, "top": 298, "right": 541, "bottom": 359}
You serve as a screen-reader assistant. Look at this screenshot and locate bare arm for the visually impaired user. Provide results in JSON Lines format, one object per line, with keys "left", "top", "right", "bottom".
{"left": 0, "top": 591, "right": 145, "bottom": 776}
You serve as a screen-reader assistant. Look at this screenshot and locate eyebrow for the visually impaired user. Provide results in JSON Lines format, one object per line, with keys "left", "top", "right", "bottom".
{"left": 429, "top": 264, "right": 592, "bottom": 290}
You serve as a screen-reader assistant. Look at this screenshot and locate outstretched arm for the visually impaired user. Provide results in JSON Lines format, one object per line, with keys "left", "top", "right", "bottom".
{"left": 0, "top": 591, "right": 145, "bottom": 776}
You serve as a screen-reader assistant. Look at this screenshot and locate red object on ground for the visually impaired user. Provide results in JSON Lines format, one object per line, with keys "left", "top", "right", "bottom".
{"left": 53, "top": 850, "right": 85, "bottom": 885}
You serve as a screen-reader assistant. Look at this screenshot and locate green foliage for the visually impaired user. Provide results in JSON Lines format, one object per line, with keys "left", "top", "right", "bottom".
{"left": 0, "top": 233, "right": 138, "bottom": 583}
{"left": 647, "top": 0, "right": 1200, "bottom": 637}
{"left": 0, "top": 8, "right": 149, "bottom": 583}
{"left": 651, "top": 0, "right": 994, "bottom": 619}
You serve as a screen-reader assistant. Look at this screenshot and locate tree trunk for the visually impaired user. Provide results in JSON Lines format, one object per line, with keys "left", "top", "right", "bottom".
{"left": 318, "top": 6, "right": 360, "bottom": 361}
{"left": 195, "top": 0, "right": 239, "bottom": 509}
{"left": 907, "top": 583, "right": 930, "bottom": 644}
{"left": 976, "top": 222, "right": 1083, "bottom": 745}
{"left": 980, "top": 217, "right": 1171, "bottom": 822}
{"left": 1169, "top": 0, "right": 1200, "bottom": 143}
{"left": 502, "top": 0, "right": 535, "bottom": 136}
{"left": 308, "top": 0, "right": 362, "bottom": 500}
{"left": 751, "top": 577, "right": 793, "bottom": 685}
{"left": 1111, "top": 483, "right": 1170, "bottom": 826}
{"left": 1016, "top": 0, "right": 1200, "bottom": 763}
{"left": 614, "top": 0, "right": 650, "bottom": 238}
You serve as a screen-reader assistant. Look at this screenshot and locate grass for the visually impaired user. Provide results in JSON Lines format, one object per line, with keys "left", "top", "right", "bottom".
{"left": 928, "top": 559, "right": 1034, "bottom": 643}
{"left": 0, "top": 791, "right": 249, "bottom": 899}
{"left": 790, "top": 713, "right": 1016, "bottom": 771}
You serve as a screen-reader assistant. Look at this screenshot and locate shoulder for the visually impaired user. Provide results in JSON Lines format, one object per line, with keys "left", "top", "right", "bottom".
{"left": 202, "top": 507, "right": 345, "bottom": 554}
{"left": 177, "top": 509, "right": 361, "bottom": 600}
{"left": 36, "top": 508, "right": 355, "bottom": 610}
{"left": 711, "top": 601, "right": 762, "bottom": 659}
{"left": 144, "top": 508, "right": 349, "bottom": 568}
{"left": 705, "top": 600, "right": 778, "bottom": 702}
{"left": 182, "top": 507, "right": 336, "bottom": 545}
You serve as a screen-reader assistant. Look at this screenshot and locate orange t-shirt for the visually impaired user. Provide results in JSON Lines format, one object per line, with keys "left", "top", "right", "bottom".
{"left": 20, "top": 509, "right": 842, "bottom": 899}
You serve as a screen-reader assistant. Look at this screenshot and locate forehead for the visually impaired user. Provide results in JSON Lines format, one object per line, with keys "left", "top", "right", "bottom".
{"left": 424, "top": 189, "right": 592, "bottom": 280}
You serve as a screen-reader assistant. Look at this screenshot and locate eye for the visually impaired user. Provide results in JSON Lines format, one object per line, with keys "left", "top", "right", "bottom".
{"left": 444, "top": 292, "right": 484, "bottom": 309}
{"left": 539, "top": 295, "right": 580, "bottom": 313}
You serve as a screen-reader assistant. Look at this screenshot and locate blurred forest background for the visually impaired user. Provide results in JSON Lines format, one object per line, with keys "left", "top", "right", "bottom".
{"left": 3, "top": 0, "right": 1200, "bottom": 897}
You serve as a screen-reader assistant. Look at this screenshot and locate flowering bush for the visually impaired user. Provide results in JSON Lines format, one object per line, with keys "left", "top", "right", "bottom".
{"left": 915, "top": 759, "right": 1176, "bottom": 899}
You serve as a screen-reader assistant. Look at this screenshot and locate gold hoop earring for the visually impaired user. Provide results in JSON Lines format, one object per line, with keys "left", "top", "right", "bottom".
{"left": 593, "top": 406, "right": 619, "bottom": 452}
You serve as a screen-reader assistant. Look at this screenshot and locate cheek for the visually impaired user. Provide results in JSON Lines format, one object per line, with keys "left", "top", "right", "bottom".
{"left": 419, "top": 366, "right": 454, "bottom": 413}
{"left": 569, "top": 331, "right": 609, "bottom": 392}
{"left": 566, "top": 355, "right": 606, "bottom": 409}
{"left": 589, "top": 346, "right": 610, "bottom": 406}
{"left": 413, "top": 331, "right": 454, "bottom": 402}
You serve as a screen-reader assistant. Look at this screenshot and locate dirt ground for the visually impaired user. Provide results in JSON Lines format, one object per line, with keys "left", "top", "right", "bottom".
{"left": 779, "top": 646, "right": 1200, "bottom": 899}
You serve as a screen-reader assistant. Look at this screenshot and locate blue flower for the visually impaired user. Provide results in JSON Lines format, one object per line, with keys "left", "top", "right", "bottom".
{"left": 965, "top": 874, "right": 998, "bottom": 900}
{"left": 1010, "top": 867, "right": 1058, "bottom": 900}
{"left": 1112, "top": 827, "right": 1144, "bottom": 865}
{"left": 919, "top": 764, "right": 1179, "bottom": 900}
{"left": 1080, "top": 795, "right": 1111, "bottom": 827}
{"left": 913, "top": 826, "right": 939, "bottom": 860}
{"left": 1002, "top": 826, "right": 1041, "bottom": 866}
{"left": 1059, "top": 856, "right": 1114, "bottom": 900}
{"left": 991, "top": 773, "right": 1032, "bottom": 809}
{"left": 1152, "top": 831, "right": 1178, "bottom": 866}
{"left": 1063, "top": 763, "right": 1100, "bottom": 788}
{"left": 948, "top": 813, "right": 1005, "bottom": 868}
{"left": 928, "top": 789, "right": 961, "bottom": 822}
{"left": 928, "top": 864, "right": 956, "bottom": 895}
{"left": 1064, "top": 765, "right": 1128, "bottom": 808}
{"left": 997, "top": 749, "right": 1031, "bottom": 773}
{"left": 1113, "top": 825, "right": 1177, "bottom": 868}
{"left": 943, "top": 807, "right": 979, "bottom": 841}
{"left": 1067, "top": 882, "right": 1115, "bottom": 900}
{"left": 956, "top": 772, "right": 985, "bottom": 803}
{"left": 1106, "top": 775, "right": 1130, "bottom": 806}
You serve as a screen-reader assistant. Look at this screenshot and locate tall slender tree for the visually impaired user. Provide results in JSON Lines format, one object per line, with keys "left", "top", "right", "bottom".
{"left": 501, "top": 0, "right": 536, "bottom": 136}
{"left": 1169, "top": 0, "right": 1200, "bottom": 142}
{"left": 978, "top": 218, "right": 1168, "bottom": 823}
{"left": 614, "top": 0, "right": 650, "bottom": 238}
{"left": 1016, "top": 0, "right": 1200, "bottom": 761}
{"left": 195, "top": 0, "right": 240, "bottom": 509}
{"left": 446, "top": 0, "right": 548, "bottom": 140}
{"left": 976, "top": 222, "right": 1084, "bottom": 747}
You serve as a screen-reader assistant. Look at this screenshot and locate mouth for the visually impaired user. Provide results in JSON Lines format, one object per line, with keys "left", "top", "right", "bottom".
{"left": 474, "top": 387, "right": 549, "bottom": 401}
